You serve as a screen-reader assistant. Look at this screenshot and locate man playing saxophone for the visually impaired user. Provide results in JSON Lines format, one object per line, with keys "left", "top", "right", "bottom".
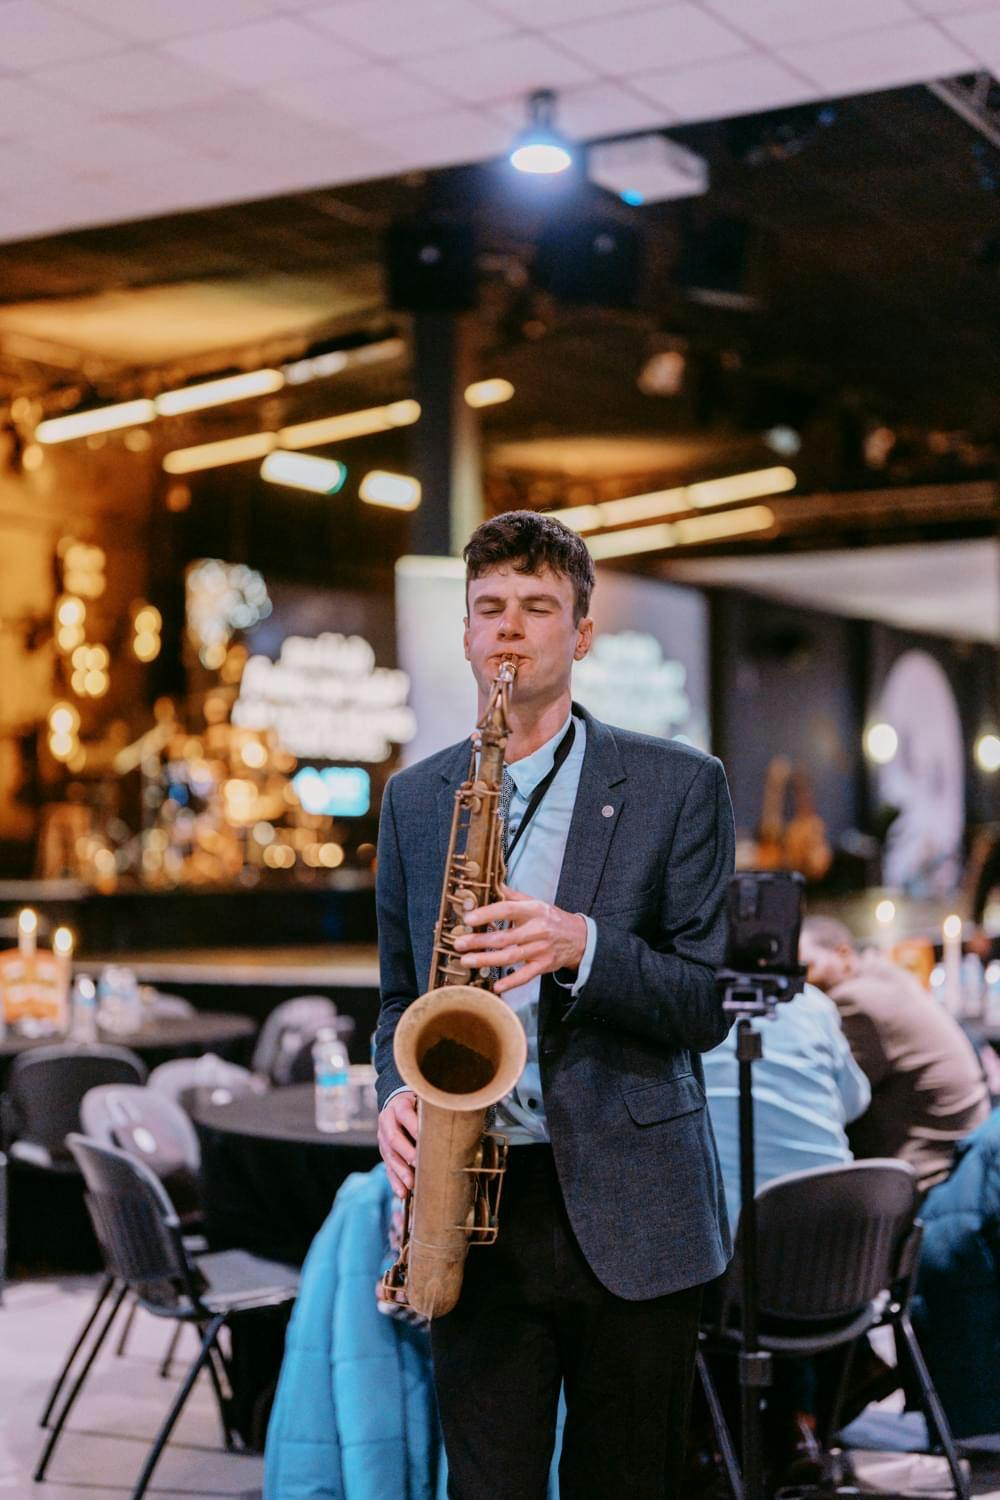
{"left": 375, "top": 510, "right": 735, "bottom": 1500}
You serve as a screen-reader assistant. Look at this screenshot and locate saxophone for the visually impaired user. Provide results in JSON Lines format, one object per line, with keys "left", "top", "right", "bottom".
{"left": 380, "top": 658, "right": 528, "bottom": 1318}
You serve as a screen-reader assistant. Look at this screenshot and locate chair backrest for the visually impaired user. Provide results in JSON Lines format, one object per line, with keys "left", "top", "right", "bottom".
{"left": 252, "top": 996, "right": 338, "bottom": 1085}
{"left": 81, "top": 1084, "right": 203, "bottom": 1225}
{"left": 66, "top": 1133, "right": 193, "bottom": 1312}
{"left": 147, "top": 1053, "right": 257, "bottom": 1109}
{"left": 81, "top": 1084, "right": 201, "bottom": 1172}
{"left": 7, "top": 1045, "right": 147, "bottom": 1157}
{"left": 747, "top": 1159, "right": 918, "bottom": 1322}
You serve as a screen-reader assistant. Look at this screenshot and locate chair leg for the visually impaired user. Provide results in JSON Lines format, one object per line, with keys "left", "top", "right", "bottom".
{"left": 896, "top": 1313, "right": 969, "bottom": 1500}
{"left": 129, "top": 1314, "right": 226, "bottom": 1500}
{"left": 34, "top": 1280, "right": 129, "bottom": 1481}
{"left": 115, "top": 1295, "right": 139, "bottom": 1358}
{"left": 822, "top": 1337, "right": 858, "bottom": 1449}
{"left": 39, "top": 1273, "right": 116, "bottom": 1428}
{"left": 198, "top": 1322, "right": 236, "bottom": 1450}
{"left": 158, "top": 1321, "right": 182, "bottom": 1379}
{"left": 696, "top": 1349, "right": 745, "bottom": 1500}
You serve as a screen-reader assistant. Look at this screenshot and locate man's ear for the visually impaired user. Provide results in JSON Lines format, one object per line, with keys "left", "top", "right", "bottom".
{"left": 574, "top": 616, "right": 594, "bottom": 661}
{"left": 463, "top": 618, "right": 471, "bottom": 662}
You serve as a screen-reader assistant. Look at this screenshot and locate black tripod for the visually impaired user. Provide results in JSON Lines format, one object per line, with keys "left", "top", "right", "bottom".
{"left": 717, "top": 967, "right": 806, "bottom": 1500}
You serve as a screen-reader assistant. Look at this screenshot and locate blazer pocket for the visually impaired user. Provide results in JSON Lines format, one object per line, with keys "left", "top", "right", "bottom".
{"left": 592, "top": 881, "right": 657, "bottom": 920}
{"left": 623, "top": 1073, "right": 705, "bottom": 1126}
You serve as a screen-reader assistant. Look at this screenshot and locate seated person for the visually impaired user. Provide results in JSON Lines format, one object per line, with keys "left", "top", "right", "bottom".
{"left": 799, "top": 918, "right": 990, "bottom": 1192}
{"left": 703, "top": 982, "right": 870, "bottom": 1222}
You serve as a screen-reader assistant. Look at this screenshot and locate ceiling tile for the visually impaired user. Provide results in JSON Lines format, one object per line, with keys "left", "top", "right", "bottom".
{"left": 940, "top": 8, "right": 1000, "bottom": 67}
{"left": 35, "top": 48, "right": 233, "bottom": 112}
{"left": 146, "top": 96, "right": 361, "bottom": 170}
{"left": 909, "top": 0, "right": 995, "bottom": 13}
{"left": 780, "top": 20, "right": 977, "bottom": 94}
{"left": 0, "top": 76, "right": 92, "bottom": 136}
{"left": 304, "top": 0, "right": 511, "bottom": 60}
{"left": 493, "top": 79, "right": 671, "bottom": 138}
{"left": 0, "top": 139, "right": 64, "bottom": 191}
{"left": 558, "top": 3, "right": 748, "bottom": 76}
{"left": 51, "top": 0, "right": 278, "bottom": 43}
{"left": 702, "top": 0, "right": 917, "bottom": 47}
{"left": 488, "top": 0, "right": 638, "bottom": 25}
{"left": 166, "top": 16, "right": 372, "bottom": 86}
{"left": 403, "top": 32, "right": 594, "bottom": 105}
{"left": 359, "top": 107, "right": 512, "bottom": 170}
{"left": 0, "top": 0, "right": 121, "bottom": 68}
{"left": 265, "top": 65, "right": 448, "bottom": 128}
{"left": 29, "top": 120, "right": 196, "bottom": 171}
{"left": 633, "top": 51, "right": 814, "bottom": 121}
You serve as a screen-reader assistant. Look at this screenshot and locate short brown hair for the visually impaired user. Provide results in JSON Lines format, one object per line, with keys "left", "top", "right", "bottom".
{"left": 801, "top": 916, "right": 856, "bottom": 951}
{"left": 463, "top": 510, "right": 595, "bottom": 624}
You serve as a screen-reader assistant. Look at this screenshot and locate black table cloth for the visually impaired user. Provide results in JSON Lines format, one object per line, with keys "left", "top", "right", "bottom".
{"left": 0, "top": 1010, "right": 256, "bottom": 1091}
{"left": 192, "top": 1083, "right": 380, "bottom": 1265}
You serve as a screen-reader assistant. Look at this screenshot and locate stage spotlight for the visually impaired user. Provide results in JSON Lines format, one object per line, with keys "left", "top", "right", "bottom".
{"left": 509, "top": 90, "right": 572, "bottom": 175}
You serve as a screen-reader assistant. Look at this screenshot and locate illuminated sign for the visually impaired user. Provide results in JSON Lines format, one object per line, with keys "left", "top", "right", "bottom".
{"left": 233, "top": 633, "right": 416, "bottom": 762}
{"left": 292, "top": 766, "right": 371, "bottom": 817}
{"left": 574, "top": 631, "right": 692, "bottom": 739}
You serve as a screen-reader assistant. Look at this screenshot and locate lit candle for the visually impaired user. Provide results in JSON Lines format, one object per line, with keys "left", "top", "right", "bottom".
{"left": 53, "top": 927, "right": 74, "bottom": 1029}
{"left": 18, "top": 908, "right": 37, "bottom": 958}
{"left": 942, "top": 914, "right": 963, "bottom": 1016}
{"left": 874, "top": 898, "right": 896, "bottom": 950}
{"left": 53, "top": 926, "right": 74, "bottom": 962}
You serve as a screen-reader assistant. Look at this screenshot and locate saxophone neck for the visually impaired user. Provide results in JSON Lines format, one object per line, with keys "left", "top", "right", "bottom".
{"left": 478, "top": 657, "right": 517, "bottom": 758}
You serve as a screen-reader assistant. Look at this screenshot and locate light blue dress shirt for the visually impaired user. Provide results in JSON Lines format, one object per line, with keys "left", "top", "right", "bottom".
{"left": 382, "top": 712, "right": 595, "bottom": 1141}
{"left": 702, "top": 983, "right": 871, "bottom": 1222}
{"left": 493, "top": 711, "right": 595, "bottom": 1144}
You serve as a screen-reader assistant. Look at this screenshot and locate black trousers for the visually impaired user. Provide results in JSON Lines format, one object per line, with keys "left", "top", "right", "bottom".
{"left": 430, "top": 1145, "right": 704, "bottom": 1500}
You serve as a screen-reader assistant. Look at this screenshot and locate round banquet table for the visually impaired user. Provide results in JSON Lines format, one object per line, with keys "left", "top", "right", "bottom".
{"left": 192, "top": 1083, "right": 381, "bottom": 1265}
{"left": 0, "top": 1010, "right": 256, "bottom": 1091}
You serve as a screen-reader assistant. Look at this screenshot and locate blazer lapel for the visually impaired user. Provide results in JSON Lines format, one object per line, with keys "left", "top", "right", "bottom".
{"left": 554, "top": 705, "right": 627, "bottom": 917}
{"left": 437, "top": 741, "right": 472, "bottom": 868}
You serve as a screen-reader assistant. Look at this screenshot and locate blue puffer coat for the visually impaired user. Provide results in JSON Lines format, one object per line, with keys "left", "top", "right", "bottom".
{"left": 264, "top": 1165, "right": 564, "bottom": 1499}
{"left": 911, "top": 1106, "right": 1000, "bottom": 1439}
{"left": 264, "top": 1167, "right": 445, "bottom": 1500}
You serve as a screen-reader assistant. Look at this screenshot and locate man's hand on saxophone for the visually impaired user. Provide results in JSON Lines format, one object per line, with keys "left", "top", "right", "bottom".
{"left": 453, "top": 881, "right": 588, "bottom": 995}
{"left": 377, "top": 1089, "right": 419, "bottom": 1198}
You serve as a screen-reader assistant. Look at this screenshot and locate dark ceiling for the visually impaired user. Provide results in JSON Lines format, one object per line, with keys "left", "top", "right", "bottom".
{"left": 1, "top": 79, "right": 998, "bottom": 532}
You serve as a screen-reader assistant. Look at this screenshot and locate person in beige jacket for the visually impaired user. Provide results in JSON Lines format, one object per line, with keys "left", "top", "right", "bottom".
{"left": 799, "top": 917, "right": 989, "bottom": 1192}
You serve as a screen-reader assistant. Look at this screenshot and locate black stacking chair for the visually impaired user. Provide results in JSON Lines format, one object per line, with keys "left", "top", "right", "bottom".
{"left": 2, "top": 1043, "right": 146, "bottom": 1170}
{"left": 251, "top": 995, "right": 339, "bottom": 1086}
{"left": 698, "top": 1159, "right": 969, "bottom": 1500}
{"left": 36, "top": 1134, "right": 299, "bottom": 1497}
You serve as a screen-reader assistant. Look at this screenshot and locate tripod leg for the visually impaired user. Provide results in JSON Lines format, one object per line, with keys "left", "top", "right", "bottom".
{"left": 697, "top": 1349, "right": 744, "bottom": 1500}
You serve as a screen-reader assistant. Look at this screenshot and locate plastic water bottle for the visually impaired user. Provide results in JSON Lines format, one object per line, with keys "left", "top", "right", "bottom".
{"left": 313, "top": 1027, "right": 351, "bottom": 1133}
{"left": 70, "top": 975, "right": 99, "bottom": 1043}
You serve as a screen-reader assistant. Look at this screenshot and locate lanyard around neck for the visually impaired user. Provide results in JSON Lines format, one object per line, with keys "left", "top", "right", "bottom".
{"left": 504, "top": 719, "right": 576, "bottom": 863}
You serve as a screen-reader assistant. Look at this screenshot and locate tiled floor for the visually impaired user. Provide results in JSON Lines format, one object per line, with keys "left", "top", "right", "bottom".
{"left": 0, "top": 1275, "right": 263, "bottom": 1498}
{"left": 1, "top": 1274, "right": 998, "bottom": 1499}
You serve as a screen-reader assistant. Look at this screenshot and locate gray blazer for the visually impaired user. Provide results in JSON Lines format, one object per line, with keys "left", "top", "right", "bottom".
{"left": 373, "top": 703, "right": 735, "bottom": 1299}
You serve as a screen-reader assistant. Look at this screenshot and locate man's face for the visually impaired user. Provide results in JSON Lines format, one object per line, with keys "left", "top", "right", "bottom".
{"left": 464, "top": 563, "right": 593, "bottom": 706}
{"left": 799, "top": 932, "right": 855, "bottom": 991}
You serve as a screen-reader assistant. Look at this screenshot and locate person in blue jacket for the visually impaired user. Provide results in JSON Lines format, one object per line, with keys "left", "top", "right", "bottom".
{"left": 910, "top": 1105, "right": 1000, "bottom": 1439}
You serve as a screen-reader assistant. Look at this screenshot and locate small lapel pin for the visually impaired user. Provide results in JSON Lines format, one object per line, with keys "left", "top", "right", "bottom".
{"left": 601, "top": 804, "right": 614, "bottom": 818}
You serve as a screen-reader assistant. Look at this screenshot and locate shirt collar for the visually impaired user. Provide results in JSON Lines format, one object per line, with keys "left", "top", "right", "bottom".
{"left": 505, "top": 711, "right": 573, "bottom": 799}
